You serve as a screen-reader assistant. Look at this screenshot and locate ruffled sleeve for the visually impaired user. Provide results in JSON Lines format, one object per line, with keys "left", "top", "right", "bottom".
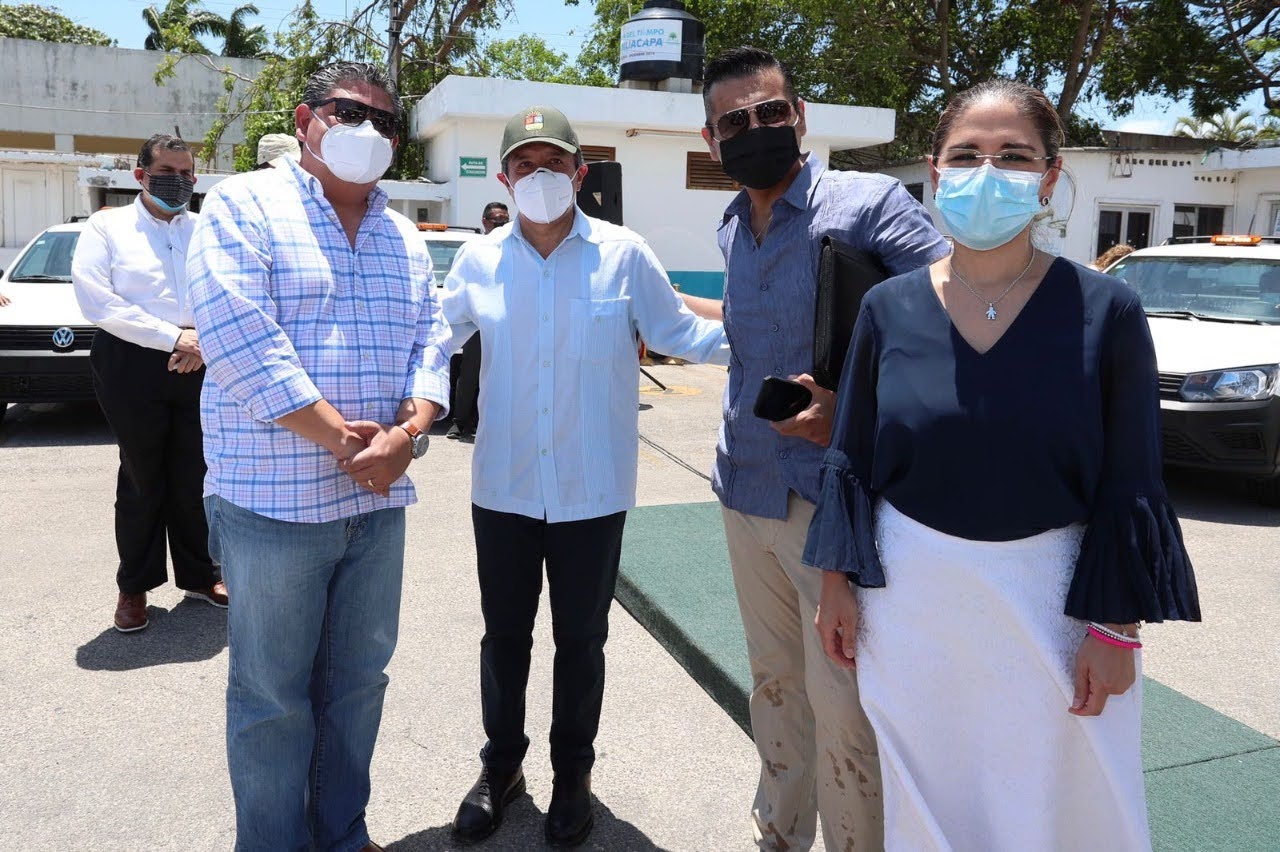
{"left": 803, "top": 449, "right": 885, "bottom": 587}
{"left": 1067, "top": 290, "right": 1200, "bottom": 623}
{"left": 1066, "top": 494, "right": 1200, "bottom": 623}
{"left": 802, "top": 300, "right": 885, "bottom": 586}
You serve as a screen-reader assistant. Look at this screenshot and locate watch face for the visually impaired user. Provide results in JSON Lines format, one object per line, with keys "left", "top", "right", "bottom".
{"left": 411, "top": 432, "right": 430, "bottom": 458}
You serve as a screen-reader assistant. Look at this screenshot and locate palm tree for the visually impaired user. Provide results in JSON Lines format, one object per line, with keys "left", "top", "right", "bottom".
{"left": 142, "top": 0, "right": 225, "bottom": 54}
{"left": 219, "top": 3, "right": 271, "bottom": 59}
{"left": 1173, "top": 109, "right": 1261, "bottom": 144}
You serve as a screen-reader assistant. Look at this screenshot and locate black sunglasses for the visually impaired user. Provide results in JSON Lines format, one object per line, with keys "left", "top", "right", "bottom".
{"left": 308, "top": 97, "right": 399, "bottom": 139}
{"left": 709, "top": 99, "right": 796, "bottom": 141}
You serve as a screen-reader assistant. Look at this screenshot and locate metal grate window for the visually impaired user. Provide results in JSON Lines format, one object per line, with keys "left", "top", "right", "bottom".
{"left": 686, "top": 151, "right": 739, "bottom": 192}
{"left": 581, "top": 145, "right": 617, "bottom": 163}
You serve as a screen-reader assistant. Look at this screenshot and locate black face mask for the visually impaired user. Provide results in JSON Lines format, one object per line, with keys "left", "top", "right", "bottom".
{"left": 717, "top": 125, "right": 801, "bottom": 190}
{"left": 145, "top": 172, "right": 195, "bottom": 212}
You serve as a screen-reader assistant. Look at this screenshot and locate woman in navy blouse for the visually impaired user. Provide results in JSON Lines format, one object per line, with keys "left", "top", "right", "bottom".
{"left": 802, "top": 80, "right": 1200, "bottom": 850}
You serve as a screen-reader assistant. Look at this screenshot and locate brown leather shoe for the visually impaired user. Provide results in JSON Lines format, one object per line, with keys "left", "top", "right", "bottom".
{"left": 185, "top": 581, "right": 229, "bottom": 608}
{"left": 114, "top": 592, "right": 149, "bottom": 633}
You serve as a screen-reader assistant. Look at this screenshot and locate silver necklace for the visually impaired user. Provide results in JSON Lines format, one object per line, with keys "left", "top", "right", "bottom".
{"left": 949, "top": 251, "right": 1038, "bottom": 320}
{"left": 752, "top": 211, "right": 773, "bottom": 243}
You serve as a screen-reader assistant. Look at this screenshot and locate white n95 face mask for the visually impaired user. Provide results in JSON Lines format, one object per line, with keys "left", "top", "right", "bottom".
{"left": 310, "top": 120, "right": 393, "bottom": 185}
{"left": 512, "top": 169, "right": 575, "bottom": 224}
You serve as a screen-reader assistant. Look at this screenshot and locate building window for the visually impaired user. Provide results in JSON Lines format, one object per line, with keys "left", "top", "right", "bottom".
{"left": 905, "top": 182, "right": 924, "bottom": 202}
{"left": 1173, "top": 204, "right": 1226, "bottom": 240}
{"left": 686, "top": 151, "right": 738, "bottom": 191}
{"left": 1097, "top": 206, "right": 1154, "bottom": 255}
{"left": 581, "top": 145, "right": 616, "bottom": 163}
{"left": 1270, "top": 201, "right": 1280, "bottom": 236}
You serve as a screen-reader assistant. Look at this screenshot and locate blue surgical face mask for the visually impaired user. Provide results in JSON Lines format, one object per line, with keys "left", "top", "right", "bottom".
{"left": 934, "top": 163, "right": 1045, "bottom": 251}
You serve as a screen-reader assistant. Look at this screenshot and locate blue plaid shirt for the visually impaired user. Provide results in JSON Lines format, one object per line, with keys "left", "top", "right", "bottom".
{"left": 714, "top": 156, "right": 951, "bottom": 519}
{"left": 188, "top": 158, "right": 452, "bottom": 523}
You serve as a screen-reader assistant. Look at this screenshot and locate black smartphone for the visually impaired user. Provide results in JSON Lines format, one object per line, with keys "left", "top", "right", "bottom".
{"left": 753, "top": 376, "right": 813, "bottom": 422}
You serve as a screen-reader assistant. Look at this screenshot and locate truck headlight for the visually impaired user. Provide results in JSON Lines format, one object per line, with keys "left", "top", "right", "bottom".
{"left": 1180, "top": 365, "right": 1280, "bottom": 402}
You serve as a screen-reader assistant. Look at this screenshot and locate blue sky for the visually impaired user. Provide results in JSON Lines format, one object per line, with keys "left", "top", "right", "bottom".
{"left": 42, "top": 0, "right": 1268, "bottom": 135}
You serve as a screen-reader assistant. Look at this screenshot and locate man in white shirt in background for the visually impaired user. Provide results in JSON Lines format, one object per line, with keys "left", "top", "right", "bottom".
{"left": 442, "top": 106, "right": 730, "bottom": 849}
{"left": 72, "top": 133, "right": 226, "bottom": 634}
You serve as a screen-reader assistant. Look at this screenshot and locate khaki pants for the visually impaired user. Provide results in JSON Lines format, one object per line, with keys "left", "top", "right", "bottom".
{"left": 722, "top": 493, "right": 883, "bottom": 852}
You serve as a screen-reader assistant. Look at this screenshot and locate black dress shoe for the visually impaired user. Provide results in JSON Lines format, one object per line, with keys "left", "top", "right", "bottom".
{"left": 451, "top": 765, "right": 526, "bottom": 844}
{"left": 545, "top": 772, "right": 593, "bottom": 848}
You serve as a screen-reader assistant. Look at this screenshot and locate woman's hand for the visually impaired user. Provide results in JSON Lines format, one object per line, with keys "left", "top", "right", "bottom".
{"left": 1069, "top": 631, "right": 1138, "bottom": 716}
{"left": 816, "top": 571, "right": 859, "bottom": 669}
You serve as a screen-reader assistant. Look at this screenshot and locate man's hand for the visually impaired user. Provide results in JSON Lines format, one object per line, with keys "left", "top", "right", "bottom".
{"left": 174, "top": 328, "right": 201, "bottom": 356}
{"left": 1069, "top": 630, "right": 1138, "bottom": 716}
{"left": 816, "top": 571, "right": 859, "bottom": 670}
{"left": 339, "top": 421, "right": 412, "bottom": 497}
{"left": 0, "top": 291, "right": 10, "bottom": 307}
{"left": 771, "top": 374, "right": 835, "bottom": 447}
{"left": 167, "top": 351, "right": 204, "bottom": 373}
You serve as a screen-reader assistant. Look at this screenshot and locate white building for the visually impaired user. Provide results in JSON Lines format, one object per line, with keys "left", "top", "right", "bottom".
{"left": 411, "top": 75, "right": 896, "bottom": 297}
{"left": 880, "top": 134, "right": 1280, "bottom": 264}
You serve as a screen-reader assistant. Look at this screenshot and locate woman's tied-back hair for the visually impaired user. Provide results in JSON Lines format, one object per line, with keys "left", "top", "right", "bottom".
{"left": 930, "top": 79, "right": 1065, "bottom": 163}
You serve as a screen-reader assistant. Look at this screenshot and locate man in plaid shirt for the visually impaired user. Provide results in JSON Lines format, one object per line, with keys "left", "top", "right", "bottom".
{"left": 188, "top": 62, "right": 450, "bottom": 852}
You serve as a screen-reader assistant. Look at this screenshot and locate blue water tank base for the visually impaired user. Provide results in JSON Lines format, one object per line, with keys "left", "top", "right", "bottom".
{"left": 618, "top": 0, "right": 706, "bottom": 92}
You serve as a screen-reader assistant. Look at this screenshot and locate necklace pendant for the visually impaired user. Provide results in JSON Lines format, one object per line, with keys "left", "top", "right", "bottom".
{"left": 986, "top": 304, "right": 997, "bottom": 321}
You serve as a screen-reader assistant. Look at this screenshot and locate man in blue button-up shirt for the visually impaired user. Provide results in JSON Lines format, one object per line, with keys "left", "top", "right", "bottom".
{"left": 440, "top": 106, "right": 729, "bottom": 848}
{"left": 694, "top": 47, "right": 950, "bottom": 852}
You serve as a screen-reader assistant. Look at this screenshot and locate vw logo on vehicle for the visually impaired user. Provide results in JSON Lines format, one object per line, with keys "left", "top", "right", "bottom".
{"left": 51, "top": 326, "right": 76, "bottom": 349}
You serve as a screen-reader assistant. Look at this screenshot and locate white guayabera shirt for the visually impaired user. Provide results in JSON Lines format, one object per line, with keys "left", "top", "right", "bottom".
{"left": 442, "top": 209, "right": 730, "bottom": 523}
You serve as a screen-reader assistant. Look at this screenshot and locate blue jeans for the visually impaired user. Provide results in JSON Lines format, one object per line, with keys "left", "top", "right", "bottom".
{"left": 206, "top": 495, "right": 405, "bottom": 852}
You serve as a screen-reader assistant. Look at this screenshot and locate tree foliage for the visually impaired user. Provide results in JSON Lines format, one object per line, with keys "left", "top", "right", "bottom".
{"left": 0, "top": 3, "right": 115, "bottom": 46}
{"left": 1174, "top": 108, "right": 1280, "bottom": 143}
{"left": 143, "top": 0, "right": 227, "bottom": 54}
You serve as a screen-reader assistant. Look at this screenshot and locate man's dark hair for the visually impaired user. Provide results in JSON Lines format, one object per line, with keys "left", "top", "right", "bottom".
{"left": 137, "top": 134, "right": 192, "bottom": 170}
{"left": 482, "top": 202, "right": 509, "bottom": 219}
{"left": 302, "top": 61, "right": 402, "bottom": 122}
{"left": 703, "top": 47, "right": 799, "bottom": 119}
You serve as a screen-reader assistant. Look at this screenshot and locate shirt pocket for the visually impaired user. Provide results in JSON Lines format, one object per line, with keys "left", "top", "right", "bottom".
{"left": 568, "top": 298, "right": 631, "bottom": 362}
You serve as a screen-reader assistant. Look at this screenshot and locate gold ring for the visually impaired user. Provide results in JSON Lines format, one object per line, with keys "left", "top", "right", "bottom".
{"left": 367, "top": 479, "right": 376, "bottom": 488}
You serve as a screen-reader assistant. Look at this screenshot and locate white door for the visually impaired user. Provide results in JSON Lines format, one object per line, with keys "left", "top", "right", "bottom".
{"left": 2, "top": 168, "right": 50, "bottom": 248}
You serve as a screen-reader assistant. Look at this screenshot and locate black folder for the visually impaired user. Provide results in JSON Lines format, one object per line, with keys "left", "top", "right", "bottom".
{"left": 813, "top": 235, "right": 890, "bottom": 391}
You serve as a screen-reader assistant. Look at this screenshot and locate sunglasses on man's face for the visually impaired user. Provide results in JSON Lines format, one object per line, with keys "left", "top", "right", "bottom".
{"left": 309, "top": 97, "right": 398, "bottom": 139}
{"left": 709, "top": 99, "right": 796, "bottom": 141}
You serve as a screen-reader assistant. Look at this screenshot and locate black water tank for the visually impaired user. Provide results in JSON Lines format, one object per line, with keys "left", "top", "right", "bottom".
{"left": 618, "top": 0, "right": 705, "bottom": 85}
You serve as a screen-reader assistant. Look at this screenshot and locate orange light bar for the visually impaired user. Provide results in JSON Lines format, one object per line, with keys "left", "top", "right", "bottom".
{"left": 417, "top": 222, "right": 449, "bottom": 231}
{"left": 1210, "top": 234, "right": 1263, "bottom": 245}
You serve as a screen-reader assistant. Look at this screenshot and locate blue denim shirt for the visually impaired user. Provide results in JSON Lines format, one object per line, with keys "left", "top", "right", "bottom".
{"left": 713, "top": 156, "right": 950, "bottom": 519}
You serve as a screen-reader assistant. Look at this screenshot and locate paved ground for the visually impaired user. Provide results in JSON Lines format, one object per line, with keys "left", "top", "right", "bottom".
{"left": 1, "top": 361, "right": 1277, "bottom": 849}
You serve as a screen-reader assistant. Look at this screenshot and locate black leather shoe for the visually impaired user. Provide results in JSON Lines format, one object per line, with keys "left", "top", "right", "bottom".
{"left": 451, "top": 765, "right": 526, "bottom": 844}
{"left": 545, "top": 772, "right": 593, "bottom": 848}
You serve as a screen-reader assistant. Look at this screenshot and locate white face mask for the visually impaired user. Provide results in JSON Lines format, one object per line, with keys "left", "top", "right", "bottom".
{"left": 511, "top": 168, "right": 576, "bottom": 224}
{"left": 308, "top": 120, "right": 393, "bottom": 185}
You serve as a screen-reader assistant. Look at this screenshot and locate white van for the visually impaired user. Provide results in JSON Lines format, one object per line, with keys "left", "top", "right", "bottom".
{"left": 1107, "top": 235, "right": 1280, "bottom": 504}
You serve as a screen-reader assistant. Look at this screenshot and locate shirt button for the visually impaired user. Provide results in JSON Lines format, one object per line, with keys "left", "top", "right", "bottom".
{"left": 541, "top": 448, "right": 548, "bottom": 456}
{"left": 778, "top": 450, "right": 789, "bottom": 459}
{"left": 542, "top": 407, "right": 549, "bottom": 414}
{"left": 543, "top": 360, "right": 550, "bottom": 368}
{"left": 773, "top": 367, "right": 782, "bottom": 375}
{"left": 543, "top": 269, "right": 552, "bottom": 278}
{"left": 760, "top": 283, "right": 769, "bottom": 291}
{"left": 543, "top": 314, "right": 549, "bottom": 321}
{"left": 771, "top": 324, "right": 779, "bottom": 332}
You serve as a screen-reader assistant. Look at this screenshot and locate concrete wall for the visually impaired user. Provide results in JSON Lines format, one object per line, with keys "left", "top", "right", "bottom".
{"left": 0, "top": 38, "right": 264, "bottom": 168}
{"left": 882, "top": 148, "right": 1279, "bottom": 264}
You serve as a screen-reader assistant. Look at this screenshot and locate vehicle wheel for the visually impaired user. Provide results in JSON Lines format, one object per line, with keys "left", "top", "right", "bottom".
{"left": 1245, "top": 475, "right": 1280, "bottom": 507}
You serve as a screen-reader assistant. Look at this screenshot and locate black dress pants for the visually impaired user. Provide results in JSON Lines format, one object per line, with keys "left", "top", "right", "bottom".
{"left": 450, "top": 333, "right": 481, "bottom": 432}
{"left": 472, "top": 504, "right": 627, "bottom": 778}
{"left": 90, "top": 331, "right": 218, "bottom": 595}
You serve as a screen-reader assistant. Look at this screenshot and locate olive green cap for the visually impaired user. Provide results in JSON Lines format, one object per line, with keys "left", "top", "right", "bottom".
{"left": 500, "top": 106, "right": 580, "bottom": 161}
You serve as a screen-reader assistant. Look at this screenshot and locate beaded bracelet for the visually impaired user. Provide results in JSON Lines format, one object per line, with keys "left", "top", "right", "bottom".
{"left": 1087, "top": 622, "right": 1142, "bottom": 650}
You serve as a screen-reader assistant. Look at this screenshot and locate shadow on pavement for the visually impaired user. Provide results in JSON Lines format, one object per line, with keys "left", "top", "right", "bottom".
{"left": 384, "top": 799, "right": 670, "bottom": 851}
{"left": 0, "top": 401, "right": 114, "bottom": 447}
{"left": 76, "top": 598, "right": 227, "bottom": 671}
{"left": 1165, "top": 468, "right": 1280, "bottom": 527}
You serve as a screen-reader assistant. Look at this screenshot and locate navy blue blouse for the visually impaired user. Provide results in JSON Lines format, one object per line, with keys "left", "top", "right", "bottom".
{"left": 802, "top": 258, "right": 1200, "bottom": 624}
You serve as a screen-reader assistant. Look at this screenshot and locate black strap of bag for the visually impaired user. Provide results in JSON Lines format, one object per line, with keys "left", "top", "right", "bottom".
{"left": 813, "top": 235, "right": 890, "bottom": 391}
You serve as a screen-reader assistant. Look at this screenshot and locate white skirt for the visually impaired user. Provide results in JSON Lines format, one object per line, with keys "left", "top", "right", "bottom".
{"left": 858, "top": 501, "right": 1151, "bottom": 852}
